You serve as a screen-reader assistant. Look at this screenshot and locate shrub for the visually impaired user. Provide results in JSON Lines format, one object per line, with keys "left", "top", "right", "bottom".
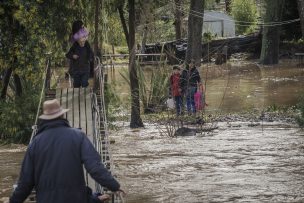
{"left": 231, "top": 0, "right": 258, "bottom": 35}
{"left": 119, "top": 62, "right": 170, "bottom": 113}
{"left": 0, "top": 83, "right": 40, "bottom": 144}
{"left": 296, "top": 95, "right": 304, "bottom": 128}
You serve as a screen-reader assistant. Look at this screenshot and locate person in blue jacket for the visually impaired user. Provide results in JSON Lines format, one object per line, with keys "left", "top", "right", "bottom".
{"left": 10, "top": 99, "right": 125, "bottom": 203}
{"left": 179, "top": 59, "right": 201, "bottom": 114}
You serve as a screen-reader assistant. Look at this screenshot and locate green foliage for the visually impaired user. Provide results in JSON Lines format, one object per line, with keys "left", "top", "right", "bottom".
{"left": 104, "top": 81, "right": 122, "bottom": 115}
{"left": 116, "top": 46, "right": 129, "bottom": 54}
{"left": 205, "top": 0, "right": 219, "bottom": 10}
{"left": 143, "top": 20, "right": 176, "bottom": 43}
{"left": 119, "top": 63, "right": 170, "bottom": 113}
{"left": 203, "top": 32, "right": 217, "bottom": 42}
{"left": 137, "top": 63, "right": 170, "bottom": 111}
{"left": 296, "top": 95, "right": 304, "bottom": 128}
{"left": 104, "top": 12, "right": 127, "bottom": 46}
{"left": 231, "top": 0, "right": 258, "bottom": 34}
{"left": 266, "top": 103, "right": 279, "bottom": 112}
{"left": 0, "top": 81, "right": 41, "bottom": 144}
{"left": 0, "top": 0, "right": 91, "bottom": 143}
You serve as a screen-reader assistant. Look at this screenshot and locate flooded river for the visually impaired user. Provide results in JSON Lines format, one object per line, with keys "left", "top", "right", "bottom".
{"left": 111, "top": 123, "right": 304, "bottom": 203}
{"left": 1, "top": 61, "right": 304, "bottom": 202}
{"left": 2, "top": 122, "right": 303, "bottom": 203}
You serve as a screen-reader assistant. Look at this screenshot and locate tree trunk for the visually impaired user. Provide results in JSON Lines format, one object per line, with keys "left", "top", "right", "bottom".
{"left": 141, "top": 26, "right": 148, "bottom": 54}
{"left": 174, "top": 0, "right": 183, "bottom": 40}
{"left": 0, "top": 67, "right": 13, "bottom": 100}
{"left": 13, "top": 73, "right": 22, "bottom": 97}
{"left": 225, "top": 0, "right": 231, "bottom": 13}
{"left": 297, "top": 0, "right": 304, "bottom": 37}
{"left": 118, "top": 1, "right": 130, "bottom": 49}
{"left": 94, "top": 0, "right": 101, "bottom": 56}
{"left": 128, "top": 0, "right": 144, "bottom": 128}
{"left": 185, "top": 0, "right": 204, "bottom": 65}
{"left": 260, "top": 0, "right": 285, "bottom": 65}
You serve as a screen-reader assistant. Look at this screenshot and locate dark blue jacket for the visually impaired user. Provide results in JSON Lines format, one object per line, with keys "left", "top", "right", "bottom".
{"left": 66, "top": 41, "right": 94, "bottom": 74}
{"left": 10, "top": 119, "right": 120, "bottom": 203}
{"left": 180, "top": 66, "right": 201, "bottom": 93}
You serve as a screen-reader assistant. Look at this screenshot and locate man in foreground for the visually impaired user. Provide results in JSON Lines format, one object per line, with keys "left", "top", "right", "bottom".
{"left": 10, "top": 99, "right": 124, "bottom": 203}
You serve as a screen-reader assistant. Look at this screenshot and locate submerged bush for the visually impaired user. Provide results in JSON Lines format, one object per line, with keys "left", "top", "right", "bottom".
{"left": 296, "top": 95, "right": 304, "bottom": 128}
{"left": 119, "top": 63, "right": 170, "bottom": 114}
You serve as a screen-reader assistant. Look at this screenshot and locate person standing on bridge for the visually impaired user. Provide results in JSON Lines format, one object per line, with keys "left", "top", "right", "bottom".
{"left": 66, "top": 20, "right": 94, "bottom": 88}
{"left": 10, "top": 99, "right": 125, "bottom": 203}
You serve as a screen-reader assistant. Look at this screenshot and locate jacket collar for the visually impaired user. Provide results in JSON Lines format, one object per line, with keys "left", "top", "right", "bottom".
{"left": 37, "top": 118, "right": 71, "bottom": 134}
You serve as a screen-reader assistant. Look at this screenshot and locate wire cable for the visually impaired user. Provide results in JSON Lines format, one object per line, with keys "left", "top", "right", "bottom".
{"left": 170, "top": 1, "right": 300, "bottom": 27}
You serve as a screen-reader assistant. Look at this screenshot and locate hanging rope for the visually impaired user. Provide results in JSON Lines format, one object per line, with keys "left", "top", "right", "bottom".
{"left": 30, "top": 58, "right": 50, "bottom": 143}
{"left": 93, "top": 56, "right": 124, "bottom": 203}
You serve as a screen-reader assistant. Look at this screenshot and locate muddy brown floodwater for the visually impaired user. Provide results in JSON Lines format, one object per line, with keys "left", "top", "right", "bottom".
{"left": 1, "top": 123, "right": 303, "bottom": 203}
{"left": 109, "top": 61, "right": 304, "bottom": 113}
{"left": 111, "top": 123, "right": 304, "bottom": 203}
{"left": 1, "top": 61, "right": 304, "bottom": 203}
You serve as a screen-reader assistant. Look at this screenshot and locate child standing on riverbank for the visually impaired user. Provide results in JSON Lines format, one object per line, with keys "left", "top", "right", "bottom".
{"left": 170, "top": 66, "right": 183, "bottom": 116}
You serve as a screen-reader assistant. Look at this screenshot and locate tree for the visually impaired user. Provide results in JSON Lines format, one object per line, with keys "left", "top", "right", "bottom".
{"left": 297, "top": 0, "right": 304, "bottom": 37}
{"left": 185, "top": 0, "right": 204, "bottom": 65}
{"left": 225, "top": 0, "right": 232, "bottom": 13}
{"left": 94, "top": 0, "right": 101, "bottom": 56}
{"left": 231, "top": 0, "right": 257, "bottom": 35}
{"left": 128, "top": 0, "right": 144, "bottom": 128}
{"left": 117, "top": 0, "right": 130, "bottom": 49}
{"left": 260, "top": 0, "right": 285, "bottom": 65}
{"left": 0, "top": 0, "right": 91, "bottom": 142}
{"left": 0, "top": 1, "right": 88, "bottom": 99}
{"left": 118, "top": 0, "right": 144, "bottom": 128}
{"left": 174, "top": 0, "right": 183, "bottom": 40}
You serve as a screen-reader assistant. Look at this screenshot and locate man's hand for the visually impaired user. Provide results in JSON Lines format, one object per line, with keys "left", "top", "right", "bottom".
{"left": 115, "top": 188, "right": 126, "bottom": 197}
{"left": 98, "top": 194, "right": 111, "bottom": 201}
{"left": 72, "top": 55, "right": 79, "bottom": 59}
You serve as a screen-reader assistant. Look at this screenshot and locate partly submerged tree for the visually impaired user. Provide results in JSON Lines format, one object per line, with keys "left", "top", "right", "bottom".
{"left": 128, "top": 0, "right": 144, "bottom": 128}
{"left": 185, "top": 0, "right": 204, "bottom": 65}
{"left": 260, "top": 0, "right": 285, "bottom": 65}
{"left": 297, "top": 0, "right": 304, "bottom": 38}
{"left": 117, "top": 0, "right": 144, "bottom": 128}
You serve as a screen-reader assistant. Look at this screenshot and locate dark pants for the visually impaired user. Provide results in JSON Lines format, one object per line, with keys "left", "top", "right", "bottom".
{"left": 174, "top": 96, "right": 183, "bottom": 116}
{"left": 186, "top": 86, "right": 197, "bottom": 113}
{"left": 73, "top": 72, "right": 89, "bottom": 88}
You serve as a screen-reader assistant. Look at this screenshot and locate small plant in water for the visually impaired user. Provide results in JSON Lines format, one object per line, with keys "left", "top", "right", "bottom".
{"left": 296, "top": 95, "right": 304, "bottom": 128}
{"left": 266, "top": 104, "right": 279, "bottom": 112}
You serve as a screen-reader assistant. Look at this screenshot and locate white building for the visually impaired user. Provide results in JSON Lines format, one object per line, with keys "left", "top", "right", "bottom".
{"left": 184, "top": 11, "right": 236, "bottom": 38}
{"left": 203, "top": 11, "right": 235, "bottom": 37}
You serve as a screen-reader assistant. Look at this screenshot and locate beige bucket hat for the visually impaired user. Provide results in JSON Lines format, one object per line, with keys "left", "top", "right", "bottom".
{"left": 39, "top": 99, "right": 69, "bottom": 120}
